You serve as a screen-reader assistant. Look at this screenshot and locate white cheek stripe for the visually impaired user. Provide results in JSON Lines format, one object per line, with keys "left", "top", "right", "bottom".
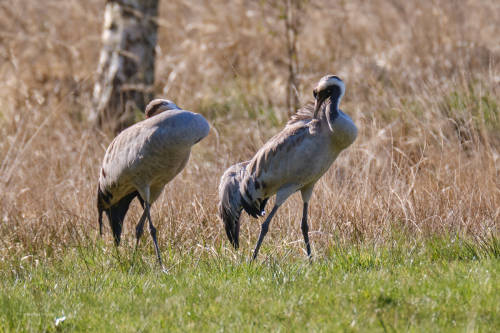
{"left": 318, "top": 76, "right": 345, "bottom": 100}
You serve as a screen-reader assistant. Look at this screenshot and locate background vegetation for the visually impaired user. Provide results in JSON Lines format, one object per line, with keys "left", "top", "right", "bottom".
{"left": 0, "top": 0, "right": 498, "bottom": 331}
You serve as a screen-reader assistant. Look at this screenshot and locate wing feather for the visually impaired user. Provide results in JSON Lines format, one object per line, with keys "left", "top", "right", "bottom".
{"left": 240, "top": 121, "right": 320, "bottom": 214}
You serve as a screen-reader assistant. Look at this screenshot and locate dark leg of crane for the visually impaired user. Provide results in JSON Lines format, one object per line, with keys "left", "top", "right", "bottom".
{"left": 145, "top": 202, "right": 163, "bottom": 267}
{"left": 301, "top": 202, "right": 312, "bottom": 258}
{"left": 98, "top": 210, "right": 103, "bottom": 237}
{"left": 252, "top": 205, "right": 279, "bottom": 261}
{"left": 133, "top": 210, "right": 148, "bottom": 254}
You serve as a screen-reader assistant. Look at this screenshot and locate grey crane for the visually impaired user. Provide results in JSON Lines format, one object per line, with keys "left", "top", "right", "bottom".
{"left": 97, "top": 99, "right": 210, "bottom": 267}
{"left": 218, "top": 75, "right": 357, "bottom": 259}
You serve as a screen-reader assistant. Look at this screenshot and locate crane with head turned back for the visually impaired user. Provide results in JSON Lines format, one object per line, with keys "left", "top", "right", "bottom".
{"left": 97, "top": 99, "right": 210, "bottom": 268}
{"left": 218, "top": 75, "right": 357, "bottom": 260}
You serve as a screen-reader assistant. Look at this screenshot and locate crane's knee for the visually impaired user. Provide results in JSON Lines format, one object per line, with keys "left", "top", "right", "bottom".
{"left": 260, "top": 223, "right": 270, "bottom": 235}
{"left": 136, "top": 224, "right": 144, "bottom": 239}
{"left": 301, "top": 221, "right": 309, "bottom": 235}
{"left": 149, "top": 223, "right": 157, "bottom": 237}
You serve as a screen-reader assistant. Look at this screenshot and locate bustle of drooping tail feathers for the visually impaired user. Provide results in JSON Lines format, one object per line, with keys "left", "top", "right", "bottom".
{"left": 97, "top": 187, "right": 109, "bottom": 237}
{"left": 218, "top": 162, "right": 249, "bottom": 249}
{"left": 240, "top": 176, "right": 268, "bottom": 219}
{"left": 101, "top": 191, "right": 140, "bottom": 246}
{"left": 287, "top": 101, "right": 315, "bottom": 125}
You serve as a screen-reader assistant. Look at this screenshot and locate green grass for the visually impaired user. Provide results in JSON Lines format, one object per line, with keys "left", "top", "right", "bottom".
{"left": 1, "top": 236, "right": 499, "bottom": 332}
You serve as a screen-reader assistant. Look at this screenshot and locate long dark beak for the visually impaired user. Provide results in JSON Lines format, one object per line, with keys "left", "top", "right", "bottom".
{"left": 313, "top": 95, "right": 326, "bottom": 119}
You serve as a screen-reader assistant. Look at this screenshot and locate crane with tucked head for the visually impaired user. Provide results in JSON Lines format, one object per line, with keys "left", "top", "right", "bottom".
{"left": 97, "top": 99, "right": 210, "bottom": 267}
{"left": 218, "top": 75, "right": 357, "bottom": 260}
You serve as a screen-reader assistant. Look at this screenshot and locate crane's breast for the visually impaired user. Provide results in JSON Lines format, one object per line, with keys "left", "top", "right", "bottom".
{"left": 331, "top": 111, "right": 357, "bottom": 149}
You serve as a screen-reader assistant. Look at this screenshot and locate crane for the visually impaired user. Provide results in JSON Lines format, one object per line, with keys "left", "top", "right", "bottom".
{"left": 219, "top": 75, "right": 357, "bottom": 259}
{"left": 97, "top": 99, "right": 210, "bottom": 267}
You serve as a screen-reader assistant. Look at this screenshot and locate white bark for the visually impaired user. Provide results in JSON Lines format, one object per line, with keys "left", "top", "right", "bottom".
{"left": 92, "top": 0, "right": 159, "bottom": 132}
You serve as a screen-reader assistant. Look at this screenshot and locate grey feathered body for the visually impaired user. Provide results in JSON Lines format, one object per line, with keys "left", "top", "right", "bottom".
{"left": 97, "top": 108, "right": 209, "bottom": 247}
{"left": 240, "top": 104, "right": 358, "bottom": 217}
{"left": 99, "top": 110, "right": 209, "bottom": 207}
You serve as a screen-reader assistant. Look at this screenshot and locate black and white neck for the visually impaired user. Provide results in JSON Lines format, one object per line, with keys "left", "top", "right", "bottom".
{"left": 325, "top": 85, "right": 344, "bottom": 121}
{"left": 312, "top": 75, "right": 345, "bottom": 120}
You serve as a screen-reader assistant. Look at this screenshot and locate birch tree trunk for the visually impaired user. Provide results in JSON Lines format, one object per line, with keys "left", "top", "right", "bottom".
{"left": 92, "top": 0, "right": 159, "bottom": 132}
{"left": 284, "top": 0, "right": 302, "bottom": 117}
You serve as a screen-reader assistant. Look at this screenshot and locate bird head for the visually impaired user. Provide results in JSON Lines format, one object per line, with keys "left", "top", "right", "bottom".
{"left": 145, "top": 99, "right": 181, "bottom": 118}
{"left": 312, "top": 75, "right": 345, "bottom": 118}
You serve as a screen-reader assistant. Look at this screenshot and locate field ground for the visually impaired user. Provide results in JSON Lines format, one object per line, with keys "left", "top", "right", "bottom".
{"left": 0, "top": 0, "right": 499, "bottom": 331}
{"left": 1, "top": 236, "right": 499, "bottom": 331}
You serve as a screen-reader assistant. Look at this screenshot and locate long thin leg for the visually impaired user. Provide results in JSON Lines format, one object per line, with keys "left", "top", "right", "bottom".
{"left": 134, "top": 210, "right": 148, "bottom": 253}
{"left": 98, "top": 210, "right": 103, "bottom": 237}
{"left": 252, "top": 205, "right": 279, "bottom": 260}
{"left": 300, "top": 184, "right": 315, "bottom": 259}
{"left": 301, "top": 202, "right": 312, "bottom": 258}
{"left": 145, "top": 202, "right": 163, "bottom": 267}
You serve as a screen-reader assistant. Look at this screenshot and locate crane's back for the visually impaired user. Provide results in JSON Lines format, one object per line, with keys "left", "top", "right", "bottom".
{"left": 99, "top": 109, "right": 210, "bottom": 205}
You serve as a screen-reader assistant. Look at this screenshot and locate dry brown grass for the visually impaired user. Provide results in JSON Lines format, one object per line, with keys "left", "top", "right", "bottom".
{"left": 0, "top": 0, "right": 498, "bottom": 261}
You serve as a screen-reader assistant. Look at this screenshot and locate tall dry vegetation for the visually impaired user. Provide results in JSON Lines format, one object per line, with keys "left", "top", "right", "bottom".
{"left": 0, "top": 0, "right": 498, "bottom": 261}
